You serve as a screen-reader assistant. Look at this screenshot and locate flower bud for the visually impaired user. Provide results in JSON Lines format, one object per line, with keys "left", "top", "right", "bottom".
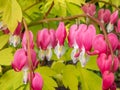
{"left": 31, "top": 73, "right": 44, "bottom": 90}
{"left": 98, "top": 9, "right": 111, "bottom": 23}
{"left": 102, "top": 71, "right": 114, "bottom": 90}
{"left": 82, "top": 3, "right": 96, "bottom": 16}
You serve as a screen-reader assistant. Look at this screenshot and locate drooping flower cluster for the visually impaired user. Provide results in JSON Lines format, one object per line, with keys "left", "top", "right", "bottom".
{"left": 37, "top": 22, "right": 67, "bottom": 61}
{"left": 68, "top": 24, "right": 96, "bottom": 66}
{"left": 82, "top": 3, "right": 120, "bottom": 90}
{"left": 0, "top": 2, "right": 119, "bottom": 90}
{"left": 12, "top": 30, "right": 43, "bottom": 90}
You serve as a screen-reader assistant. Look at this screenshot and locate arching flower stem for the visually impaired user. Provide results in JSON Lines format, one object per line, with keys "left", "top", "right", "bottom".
{"left": 23, "top": 19, "right": 34, "bottom": 90}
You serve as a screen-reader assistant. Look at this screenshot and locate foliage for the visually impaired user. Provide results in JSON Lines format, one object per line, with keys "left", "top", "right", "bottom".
{"left": 0, "top": 0, "right": 120, "bottom": 90}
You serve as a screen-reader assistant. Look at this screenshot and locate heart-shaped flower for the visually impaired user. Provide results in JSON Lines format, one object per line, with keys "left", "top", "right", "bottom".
{"left": 31, "top": 73, "right": 44, "bottom": 90}
{"left": 102, "top": 71, "right": 114, "bottom": 90}
{"left": 82, "top": 3, "right": 96, "bottom": 16}
{"left": 54, "top": 22, "right": 67, "bottom": 59}
{"left": 97, "top": 53, "right": 112, "bottom": 74}
{"left": 98, "top": 9, "right": 111, "bottom": 23}
{"left": 97, "top": 53, "right": 119, "bottom": 73}
{"left": 22, "top": 31, "right": 34, "bottom": 50}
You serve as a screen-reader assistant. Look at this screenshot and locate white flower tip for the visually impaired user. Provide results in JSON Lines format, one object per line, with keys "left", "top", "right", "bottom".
{"left": 23, "top": 69, "right": 28, "bottom": 84}
{"left": 107, "top": 23, "right": 114, "bottom": 33}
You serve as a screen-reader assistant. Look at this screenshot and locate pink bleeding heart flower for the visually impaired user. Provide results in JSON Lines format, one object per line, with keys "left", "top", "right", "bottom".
{"left": 9, "top": 22, "right": 22, "bottom": 47}
{"left": 68, "top": 24, "right": 78, "bottom": 48}
{"left": 97, "top": 53, "right": 112, "bottom": 74}
{"left": 68, "top": 24, "right": 80, "bottom": 63}
{"left": 31, "top": 73, "right": 44, "bottom": 90}
{"left": 82, "top": 3, "right": 96, "bottom": 16}
{"left": 54, "top": 22, "right": 67, "bottom": 59}
{"left": 12, "top": 49, "right": 27, "bottom": 72}
{"left": 97, "top": 53, "right": 119, "bottom": 74}
{"left": 13, "top": 23, "right": 21, "bottom": 35}
{"left": 98, "top": 9, "right": 111, "bottom": 23}
{"left": 76, "top": 24, "right": 96, "bottom": 67}
{"left": 88, "top": 34, "right": 107, "bottom": 55}
{"left": 37, "top": 29, "right": 57, "bottom": 61}
{"left": 2, "top": 29, "right": 10, "bottom": 34}
{"left": 22, "top": 31, "right": 34, "bottom": 51}
{"left": 110, "top": 11, "right": 118, "bottom": 24}
{"left": 49, "top": 29, "right": 57, "bottom": 48}
{"left": 102, "top": 71, "right": 114, "bottom": 90}
{"left": 107, "top": 33, "right": 119, "bottom": 52}
{"left": 12, "top": 48, "right": 38, "bottom": 84}
{"left": 110, "top": 83, "right": 116, "bottom": 90}
{"left": 112, "top": 56, "right": 119, "bottom": 72}
{"left": 37, "top": 28, "right": 50, "bottom": 50}
{"left": 107, "top": 11, "right": 118, "bottom": 33}
{"left": 115, "top": 19, "right": 120, "bottom": 33}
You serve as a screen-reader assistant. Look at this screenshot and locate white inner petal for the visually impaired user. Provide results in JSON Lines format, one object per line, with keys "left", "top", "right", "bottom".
{"left": 54, "top": 43, "right": 66, "bottom": 59}
{"left": 106, "top": 23, "right": 114, "bottom": 33}
{"left": 71, "top": 43, "right": 79, "bottom": 63}
{"left": 9, "top": 35, "right": 20, "bottom": 47}
{"left": 46, "top": 46, "right": 52, "bottom": 61}
{"left": 0, "top": 22, "right": 2, "bottom": 29}
{"left": 22, "top": 67, "right": 28, "bottom": 84}
{"left": 38, "top": 49, "right": 46, "bottom": 61}
{"left": 79, "top": 46, "right": 87, "bottom": 67}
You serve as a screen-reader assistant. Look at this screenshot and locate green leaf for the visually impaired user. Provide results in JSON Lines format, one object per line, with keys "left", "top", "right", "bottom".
{"left": 18, "top": 0, "right": 37, "bottom": 10}
{"left": 0, "top": 70, "right": 24, "bottom": 90}
{"left": 62, "top": 65, "right": 79, "bottom": 90}
{"left": 36, "top": 66, "right": 57, "bottom": 77}
{"left": 99, "top": 0, "right": 109, "bottom": 8}
{"left": 77, "top": 63, "right": 102, "bottom": 90}
{"left": 0, "top": 47, "right": 13, "bottom": 65}
{"left": 66, "top": 2, "right": 84, "bottom": 15}
{"left": 111, "top": 0, "right": 120, "bottom": 10}
{"left": 85, "top": 55, "right": 99, "bottom": 71}
{"left": 51, "top": 61, "right": 65, "bottom": 74}
{"left": 42, "top": 75, "right": 58, "bottom": 90}
{"left": 36, "top": 66, "right": 58, "bottom": 90}
{"left": 60, "top": 48, "right": 72, "bottom": 61}
{"left": 52, "top": 0, "right": 67, "bottom": 16}
{"left": 0, "top": 35, "right": 9, "bottom": 50}
{"left": 66, "top": 0, "right": 85, "bottom": 6}
{"left": 0, "top": 65, "right": 2, "bottom": 73}
{"left": 2, "top": 0, "right": 22, "bottom": 33}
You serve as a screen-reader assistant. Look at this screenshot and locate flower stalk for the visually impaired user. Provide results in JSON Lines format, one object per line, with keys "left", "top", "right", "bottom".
{"left": 23, "top": 19, "right": 33, "bottom": 90}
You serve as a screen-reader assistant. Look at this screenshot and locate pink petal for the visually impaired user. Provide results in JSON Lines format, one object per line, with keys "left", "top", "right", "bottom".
{"left": 110, "top": 83, "right": 116, "bottom": 90}
{"left": 115, "top": 19, "right": 120, "bottom": 33}
{"left": 98, "top": 9, "right": 111, "bottom": 23}
{"left": 97, "top": 53, "right": 112, "bottom": 74}
{"left": 56, "top": 22, "right": 67, "bottom": 46}
{"left": 76, "top": 24, "right": 87, "bottom": 49}
{"left": 49, "top": 29, "right": 57, "bottom": 48}
{"left": 32, "top": 73, "right": 44, "bottom": 90}
{"left": 110, "top": 11, "right": 118, "bottom": 24}
{"left": 37, "top": 28, "right": 50, "bottom": 50}
{"left": 108, "top": 33, "right": 118, "bottom": 52}
{"left": 68, "top": 24, "right": 78, "bottom": 47}
{"left": 112, "top": 56, "right": 119, "bottom": 72}
{"left": 102, "top": 71, "right": 114, "bottom": 89}
{"left": 22, "top": 31, "right": 34, "bottom": 50}
{"left": 12, "top": 49, "right": 27, "bottom": 71}
{"left": 30, "top": 49, "right": 39, "bottom": 69}
{"left": 13, "top": 22, "right": 21, "bottom": 35}
{"left": 82, "top": 3, "right": 96, "bottom": 16}
{"left": 92, "top": 34, "right": 107, "bottom": 54}
{"left": 82, "top": 24, "right": 96, "bottom": 51}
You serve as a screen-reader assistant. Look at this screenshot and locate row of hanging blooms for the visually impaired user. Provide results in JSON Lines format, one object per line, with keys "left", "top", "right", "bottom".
{"left": 0, "top": 3, "right": 120, "bottom": 90}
